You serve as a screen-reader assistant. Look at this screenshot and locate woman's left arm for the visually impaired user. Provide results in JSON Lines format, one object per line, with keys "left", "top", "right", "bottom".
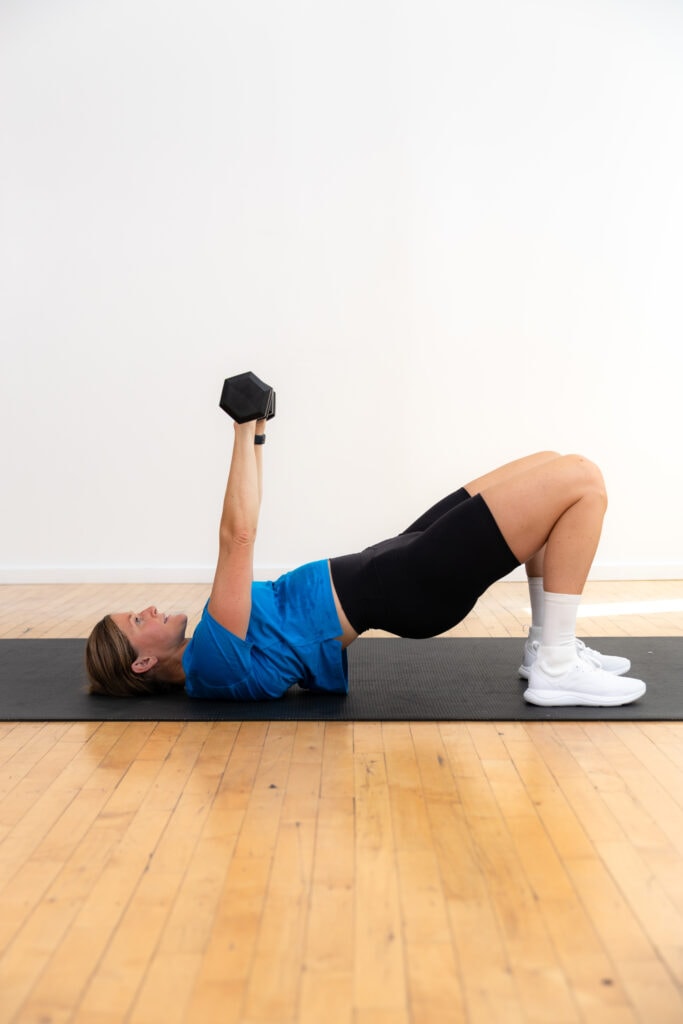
{"left": 209, "top": 419, "right": 265, "bottom": 640}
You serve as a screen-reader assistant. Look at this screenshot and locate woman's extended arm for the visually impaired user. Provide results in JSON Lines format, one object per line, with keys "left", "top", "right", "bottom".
{"left": 219, "top": 420, "right": 263, "bottom": 544}
{"left": 208, "top": 418, "right": 266, "bottom": 639}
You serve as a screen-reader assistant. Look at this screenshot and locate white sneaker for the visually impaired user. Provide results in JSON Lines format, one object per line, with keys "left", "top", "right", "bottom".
{"left": 519, "top": 638, "right": 631, "bottom": 679}
{"left": 524, "top": 658, "right": 646, "bottom": 707}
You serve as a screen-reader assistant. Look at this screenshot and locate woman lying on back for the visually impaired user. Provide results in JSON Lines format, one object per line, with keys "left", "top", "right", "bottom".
{"left": 86, "top": 408, "right": 645, "bottom": 708}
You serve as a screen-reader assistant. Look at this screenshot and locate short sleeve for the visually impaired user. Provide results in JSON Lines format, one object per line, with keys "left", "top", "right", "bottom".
{"left": 184, "top": 607, "right": 254, "bottom": 699}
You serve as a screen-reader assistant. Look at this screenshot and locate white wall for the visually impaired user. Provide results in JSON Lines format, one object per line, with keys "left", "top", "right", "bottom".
{"left": 1, "top": 0, "right": 682, "bottom": 584}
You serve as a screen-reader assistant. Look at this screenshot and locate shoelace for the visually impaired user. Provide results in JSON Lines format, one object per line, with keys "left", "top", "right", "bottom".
{"left": 575, "top": 639, "right": 602, "bottom": 668}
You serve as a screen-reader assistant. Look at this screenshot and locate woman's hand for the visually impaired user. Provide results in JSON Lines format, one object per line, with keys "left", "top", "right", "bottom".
{"left": 232, "top": 419, "right": 265, "bottom": 439}
{"left": 234, "top": 420, "right": 257, "bottom": 438}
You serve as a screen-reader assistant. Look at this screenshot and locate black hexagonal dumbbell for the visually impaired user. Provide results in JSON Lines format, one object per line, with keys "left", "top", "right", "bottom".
{"left": 219, "top": 372, "right": 276, "bottom": 424}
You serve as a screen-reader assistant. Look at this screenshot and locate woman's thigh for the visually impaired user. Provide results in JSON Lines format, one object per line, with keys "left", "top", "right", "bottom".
{"left": 399, "top": 487, "right": 470, "bottom": 534}
{"left": 464, "top": 450, "right": 561, "bottom": 496}
{"left": 478, "top": 454, "right": 606, "bottom": 564}
{"left": 400, "top": 454, "right": 562, "bottom": 536}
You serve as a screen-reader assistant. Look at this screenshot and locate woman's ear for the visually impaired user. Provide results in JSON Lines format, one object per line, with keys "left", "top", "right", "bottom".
{"left": 131, "top": 654, "right": 158, "bottom": 675}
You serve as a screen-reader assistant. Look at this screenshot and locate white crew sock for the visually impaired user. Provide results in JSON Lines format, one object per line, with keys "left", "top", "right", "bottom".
{"left": 538, "top": 591, "right": 581, "bottom": 675}
{"left": 527, "top": 577, "right": 544, "bottom": 643}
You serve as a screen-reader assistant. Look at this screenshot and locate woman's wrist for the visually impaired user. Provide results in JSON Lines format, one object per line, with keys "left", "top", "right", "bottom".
{"left": 234, "top": 420, "right": 266, "bottom": 445}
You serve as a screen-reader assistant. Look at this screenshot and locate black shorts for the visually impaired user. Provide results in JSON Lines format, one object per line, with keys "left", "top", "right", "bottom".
{"left": 329, "top": 487, "right": 520, "bottom": 638}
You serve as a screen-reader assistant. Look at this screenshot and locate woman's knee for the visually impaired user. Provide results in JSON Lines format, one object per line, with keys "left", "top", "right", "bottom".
{"left": 536, "top": 449, "right": 562, "bottom": 461}
{"left": 564, "top": 454, "right": 608, "bottom": 507}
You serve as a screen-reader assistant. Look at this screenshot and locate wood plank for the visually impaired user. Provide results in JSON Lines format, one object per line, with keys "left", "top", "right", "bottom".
{"left": 353, "top": 748, "right": 406, "bottom": 1015}
{"left": 596, "top": 839, "right": 683, "bottom": 986}
{"left": 566, "top": 855, "right": 683, "bottom": 1022}
{"left": 183, "top": 722, "right": 295, "bottom": 1024}
{"left": 298, "top": 969, "right": 353, "bottom": 1024}
{"left": 17, "top": 724, "right": 211, "bottom": 1024}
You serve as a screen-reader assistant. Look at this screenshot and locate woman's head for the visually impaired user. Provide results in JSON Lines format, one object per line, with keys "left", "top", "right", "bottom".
{"left": 85, "top": 607, "right": 188, "bottom": 697}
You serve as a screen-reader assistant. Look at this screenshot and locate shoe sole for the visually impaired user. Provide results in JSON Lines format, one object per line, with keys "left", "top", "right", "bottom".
{"left": 523, "top": 682, "right": 646, "bottom": 707}
{"left": 518, "top": 661, "right": 631, "bottom": 680}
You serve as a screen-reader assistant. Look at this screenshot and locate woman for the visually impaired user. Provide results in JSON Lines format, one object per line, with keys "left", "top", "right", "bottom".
{"left": 86, "top": 416, "right": 645, "bottom": 707}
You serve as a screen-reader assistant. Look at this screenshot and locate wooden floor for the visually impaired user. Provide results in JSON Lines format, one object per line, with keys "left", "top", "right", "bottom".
{"left": 0, "top": 580, "right": 682, "bottom": 1024}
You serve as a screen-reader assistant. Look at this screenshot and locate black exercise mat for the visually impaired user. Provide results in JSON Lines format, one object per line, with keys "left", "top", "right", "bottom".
{"left": 0, "top": 637, "right": 680, "bottom": 722}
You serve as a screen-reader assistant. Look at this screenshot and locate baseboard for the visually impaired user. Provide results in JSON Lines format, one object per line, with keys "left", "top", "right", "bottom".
{"left": 1, "top": 563, "right": 682, "bottom": 584}
{"left": 0, "top": 565, "right": 285, "bottom": 584}
{"left": 506, "top": 563, "right": 683, "bottom": 583}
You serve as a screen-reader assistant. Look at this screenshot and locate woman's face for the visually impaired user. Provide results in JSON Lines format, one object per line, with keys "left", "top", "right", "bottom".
{"left": 111, "top": 606, "right": 188, "bottom": 660}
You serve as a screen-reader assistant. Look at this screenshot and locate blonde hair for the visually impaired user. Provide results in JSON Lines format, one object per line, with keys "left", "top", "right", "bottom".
{"left": 85, "top": 615, "right": 172, "bottom": 697}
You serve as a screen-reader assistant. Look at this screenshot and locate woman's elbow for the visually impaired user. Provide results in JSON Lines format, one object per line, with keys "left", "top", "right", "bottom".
{"left": 220, "top": 525, "right": 257, "bottom": 549}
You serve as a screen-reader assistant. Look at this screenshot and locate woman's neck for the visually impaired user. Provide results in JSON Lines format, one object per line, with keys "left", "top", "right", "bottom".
{"left": 158, "top": 639, "right": 190, "bottom": 687}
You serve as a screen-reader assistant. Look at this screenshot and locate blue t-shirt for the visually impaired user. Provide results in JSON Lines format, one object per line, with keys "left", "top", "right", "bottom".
{"left": 182, "top": 559, "right": 349, "bottom": 700}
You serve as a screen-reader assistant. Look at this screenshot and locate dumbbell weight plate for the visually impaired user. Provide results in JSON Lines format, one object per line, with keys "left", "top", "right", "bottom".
{"left": 219, "top": 372, "right": 276, "bottom": 424}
